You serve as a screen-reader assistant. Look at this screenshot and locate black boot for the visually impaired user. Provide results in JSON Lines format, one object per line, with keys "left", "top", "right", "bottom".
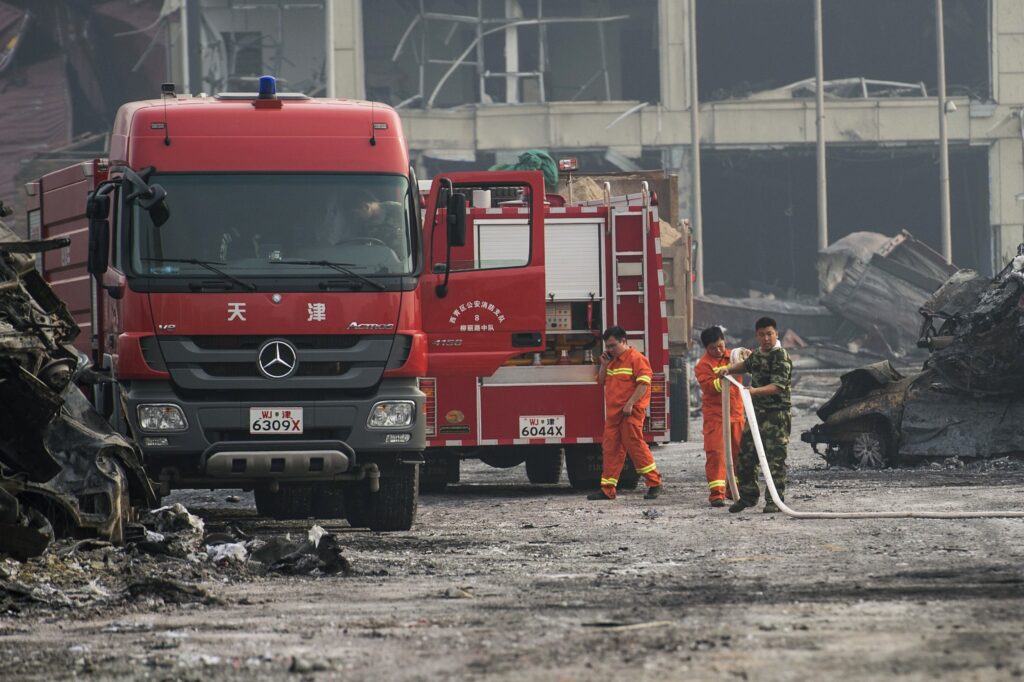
{"left": 587, "top": 491, "right": 613, "bottom": 501}
{"left": 643, "top": 485, "right": 662, "bottom": 500}
{"left": 728, "top": 499, "right": 754, "bottom": 513}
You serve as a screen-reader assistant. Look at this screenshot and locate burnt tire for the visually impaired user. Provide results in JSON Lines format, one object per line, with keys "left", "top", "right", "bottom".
{"left": 311, "top": 484, "right": 347, "bottom": 519}
{"left": 254, "top": 484, "right": 314, "bottom": 520}
{"left": 525, "top": 447, "right": 563, "bottom": 484}
{"left": 565, "top": 446, "right": 602, "bottom": 490}
{"left": 346, "top": 463, "right": 419, "bottom": 532}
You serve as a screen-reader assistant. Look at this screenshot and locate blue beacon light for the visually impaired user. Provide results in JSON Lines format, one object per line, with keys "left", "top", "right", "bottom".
{"left": 257, "top": 76, "right": 277, "bottom": 99}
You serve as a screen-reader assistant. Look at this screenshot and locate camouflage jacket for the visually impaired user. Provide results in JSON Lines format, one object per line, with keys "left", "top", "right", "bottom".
{"left": 742, "top": 345, "right": 792, "bottom": 412}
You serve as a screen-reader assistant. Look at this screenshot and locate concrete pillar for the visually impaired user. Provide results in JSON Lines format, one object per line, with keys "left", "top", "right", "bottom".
{"left": 327, "top": 0, "right": 365, "bottom": 99}
{"left": 663, "top": 146, "right": 692, "bottom": 227}
{"left": 991, "top": 136, "right": 1024, "bottom": 270}
{"left": 658, "top": 0, "right": 688, "bottom": 112}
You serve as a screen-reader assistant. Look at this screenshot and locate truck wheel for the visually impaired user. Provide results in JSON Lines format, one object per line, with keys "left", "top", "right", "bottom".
{"left": 618, "top": 457, "right": 640, "bottom": 490}
{"left": 670, "top": 364, "right": 691, "bottom": 442}
{"left": 347, "top": 463, "right": 419, "bottom": 531}
{"left": 565, "top": 445, "right": 602, "bottom": 490}
{"left": 420, "top": 452, "right": 459, "bottom": 493}
{"left": 525, "top": 447, "right": 563, "bottom": 484}
{"left": 311, "top": 484, "right": 346, "bottom": 519}
{"left": 254, "top": 484, "right": 314, "bottom": 520}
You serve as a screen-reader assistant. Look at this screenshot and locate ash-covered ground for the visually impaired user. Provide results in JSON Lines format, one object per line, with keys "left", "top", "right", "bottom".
{"left": 2, "top": 404, "right": 1023, "bottom": 681}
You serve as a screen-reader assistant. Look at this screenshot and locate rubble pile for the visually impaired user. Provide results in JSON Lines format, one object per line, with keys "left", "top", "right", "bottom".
{"left": 804, "top": 245, "right": 1024, "bottom": 467}
{"left": 0, "top": 217, "right": 156, "bottom": 559}
{"left": 0, "top": 503, "right": 352, "bottom": 616}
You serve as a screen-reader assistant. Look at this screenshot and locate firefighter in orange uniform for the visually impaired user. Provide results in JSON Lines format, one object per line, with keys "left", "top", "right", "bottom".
{"left": 694, "top": 326, "right": 746, "bottom": 507}
{"left": 588, "top": 326, "right": 664, "bottom": 501}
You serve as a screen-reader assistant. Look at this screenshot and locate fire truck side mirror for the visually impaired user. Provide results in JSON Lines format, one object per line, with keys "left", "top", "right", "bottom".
{"left": 86, "top": 192, "right": 111, "bottom": 276}
{"left": 446, "top": 193, "right": 467, "bottom": 247}
{"left": 140, "top": 184, "right": 170, "bottom": 228}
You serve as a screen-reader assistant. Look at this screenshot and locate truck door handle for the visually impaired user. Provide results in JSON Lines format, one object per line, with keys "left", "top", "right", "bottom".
{"left": 511, "top": 332, "right": 542, "bottom": 347}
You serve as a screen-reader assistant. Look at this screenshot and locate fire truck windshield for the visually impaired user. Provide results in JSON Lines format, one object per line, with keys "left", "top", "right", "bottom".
{"left": 129, "top": 173, "right": 414, "bottom": 278}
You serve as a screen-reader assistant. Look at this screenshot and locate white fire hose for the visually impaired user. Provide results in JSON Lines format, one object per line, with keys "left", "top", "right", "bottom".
{"left": 721, "top": 374, "right": 1024, "bottom": 519}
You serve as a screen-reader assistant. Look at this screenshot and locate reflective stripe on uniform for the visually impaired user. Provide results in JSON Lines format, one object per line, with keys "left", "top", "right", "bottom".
{"left": 712, "top": 378, "right": 722, "bottom": 393}
{"left": 636, "top": 462, "right": 657, "bottom": 475}
{"left": 607, "top": 368, "right": 634, "bottom": 376}
{"left": 708, "top": 479, "right": 725, "bottom": 488}
{"left": 636, "top": 375, "right": 652, "bottom": 384}
{"left": 600, "top": 477, "right": 618, "bottom": 486}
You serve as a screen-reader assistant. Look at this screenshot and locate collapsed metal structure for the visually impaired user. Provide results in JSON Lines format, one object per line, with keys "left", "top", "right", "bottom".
{"left": 0, "top": 214, "right": 156, "bottom": 560}
{"left": 804, "top": 245, "right": 1024, "bottom": 467}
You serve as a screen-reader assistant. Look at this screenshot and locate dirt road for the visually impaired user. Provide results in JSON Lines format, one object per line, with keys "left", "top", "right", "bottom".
{"left": 2, "top": 410, "right": 1024, "bottom": 680}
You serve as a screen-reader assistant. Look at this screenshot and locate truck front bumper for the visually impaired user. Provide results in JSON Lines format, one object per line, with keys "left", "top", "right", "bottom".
{"left": 122, "top": 378, "right": 425, "bottom": 486}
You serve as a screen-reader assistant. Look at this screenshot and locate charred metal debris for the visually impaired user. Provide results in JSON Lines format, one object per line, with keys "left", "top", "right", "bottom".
{"left": 804, "top": 245, "right": 1024, "bottom": 468}
{"left": 0, "top": 214, "right": 156, "bottom": 560}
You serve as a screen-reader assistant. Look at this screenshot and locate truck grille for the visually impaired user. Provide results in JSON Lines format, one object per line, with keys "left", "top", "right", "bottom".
{"left": 156, "top": 334, "right": 394, "bottom": 392}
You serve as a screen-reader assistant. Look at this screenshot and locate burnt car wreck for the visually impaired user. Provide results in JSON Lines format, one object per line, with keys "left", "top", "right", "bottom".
{"left": 0, "top": 212, "right": 156, "bottom": 560}
{"left": 804, "top": 245, "right": 1024, "bottom": 468}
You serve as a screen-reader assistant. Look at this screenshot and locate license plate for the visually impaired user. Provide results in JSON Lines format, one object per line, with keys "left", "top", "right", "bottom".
{"left": 519, "top": 415, "right": 565, "bottom": 438}
{"left": 249, "top": 407, "right": 303, "bottom": 434}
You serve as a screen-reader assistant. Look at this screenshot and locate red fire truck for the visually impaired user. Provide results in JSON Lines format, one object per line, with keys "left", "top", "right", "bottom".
{"left": 25, "top": 78, "right": 673, "bottom": 527}
{"left": 416, "top": 177, "right": 672, "bottom": 491}
{"left": 24, "top": 77, "right": 508, "bottom": 531}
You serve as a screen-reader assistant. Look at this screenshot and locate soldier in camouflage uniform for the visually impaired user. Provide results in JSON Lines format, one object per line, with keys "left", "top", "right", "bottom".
{"left": 716, "top": 316, "right": 792, "bottom": 514}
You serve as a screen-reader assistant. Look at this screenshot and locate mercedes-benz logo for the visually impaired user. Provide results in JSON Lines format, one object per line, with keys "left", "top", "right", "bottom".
{"left": 257, "top": 339, "right": 298, "bottom": 379}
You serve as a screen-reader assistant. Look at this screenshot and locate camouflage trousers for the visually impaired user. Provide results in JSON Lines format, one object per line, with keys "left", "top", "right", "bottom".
{"left": 737, "top": 409, "right": 791, "bottom": 504}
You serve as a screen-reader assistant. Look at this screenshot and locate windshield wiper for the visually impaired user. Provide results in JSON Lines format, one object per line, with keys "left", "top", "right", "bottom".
{"left": 142, "top": 257, "right": 257, "bottom": 291}
{"left": 268, "top": 259, "right": 386, "bottom": 291}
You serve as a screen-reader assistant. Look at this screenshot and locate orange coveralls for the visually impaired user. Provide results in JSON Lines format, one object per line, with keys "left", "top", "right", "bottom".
{"left": 695, "top": 350, "right": 746, "bottom": 502}
{"left": 600, "top": 347, "right": 662, "bottom": 499}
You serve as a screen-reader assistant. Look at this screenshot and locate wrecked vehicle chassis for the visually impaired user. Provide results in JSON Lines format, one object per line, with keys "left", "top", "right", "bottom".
{"left": 804, "top": 365, "right": 1024, "bottom": 468}
{"left": 805, "top": 251, "right": 1024, "bottom": 468}
{"left": 0, "top": 219, "right": 156, "bottom": 559}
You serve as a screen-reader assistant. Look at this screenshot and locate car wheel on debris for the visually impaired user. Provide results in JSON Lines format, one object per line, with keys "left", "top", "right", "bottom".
{"left": 525, "top": 447, "right": 563, "bottom": 484}
{"left": 826, "top": 419, "right": 895, "bottom": 469}
{"left": 254, "top": 484, "right": 314, "bottom": 520}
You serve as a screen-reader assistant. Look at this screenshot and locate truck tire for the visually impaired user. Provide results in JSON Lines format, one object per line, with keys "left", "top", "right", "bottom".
{"left": 525, "top": 447, "right": 563, "bottom": 484}
{"left": 420, "top": 451, "right": 459, "bottom": 493}
{"left": 254, "top": 484, "right": 314, "bottom": 520}
{"left": 670, "top": 364, "right": 691, "bottom": 442}
{"left": 311, "top": 484, "right": 346, "bottom": 519}
{"left": 617, "top": 457, "right": 639, "bottom": 489}
{"left": 565, "top": 445, "right": 602, "bottom": 489}
{"left": 346, "top": 463, "right": 419, "bottom": 531}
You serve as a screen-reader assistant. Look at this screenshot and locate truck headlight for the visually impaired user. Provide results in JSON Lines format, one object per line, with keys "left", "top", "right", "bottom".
{"left": 137, "top": 404, "right": 188, "bottom": 431}
{"left": 367, "top": 401, "right": 415, "bottom": 428}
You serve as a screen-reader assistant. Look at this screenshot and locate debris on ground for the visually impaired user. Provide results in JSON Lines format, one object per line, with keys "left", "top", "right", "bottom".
{"left": 0, "top": 501, "right": 352, "bottom": 616}
{"left": 0, "top": 218, "right": 157, "bottom": 560}
{"left": 819, "top": 230, "right": 957, "bottom": 356}
{"left": 804, "top": 245, "right": 1024, "bottom": 468}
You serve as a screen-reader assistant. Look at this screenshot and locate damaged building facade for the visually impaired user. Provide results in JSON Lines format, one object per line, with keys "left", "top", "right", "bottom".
{"left": 320, "top": 0, "right": 1024, "bottom": 301}
{"left": 5, "top": 1, "right": 1024, "bottom": 302}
